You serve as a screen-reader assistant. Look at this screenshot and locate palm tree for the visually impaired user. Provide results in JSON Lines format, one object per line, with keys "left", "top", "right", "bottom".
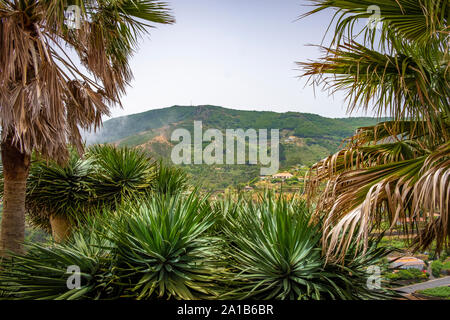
{"left": 298, "top": 0, "right": 449, "bottom": 260}
{"left": 0, "top": 1, "right": 174, "bottom": 255}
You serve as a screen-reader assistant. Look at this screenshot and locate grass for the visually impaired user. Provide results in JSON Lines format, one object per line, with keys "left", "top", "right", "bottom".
{"left": 417, "top": 286, "right": 450, "bottom": 299}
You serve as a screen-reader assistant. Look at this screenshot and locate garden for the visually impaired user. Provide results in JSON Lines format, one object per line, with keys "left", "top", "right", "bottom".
{"left": 0, "top": 145, "right": 400, "bottom": 300}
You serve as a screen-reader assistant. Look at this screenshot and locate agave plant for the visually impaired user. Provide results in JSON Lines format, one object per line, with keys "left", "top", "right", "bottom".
{"left": 299, "top": 0, "right": 449, "bottom": 260}
{"left": 221, "top": 193, "right": 395, "bottom": 300}
{"left": 105, "top": 192, "right": 220, "bottom": 300}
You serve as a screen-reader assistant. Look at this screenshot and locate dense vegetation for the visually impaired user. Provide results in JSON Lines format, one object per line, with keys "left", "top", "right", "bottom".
{"left": 0, "top": 185, "right": 397, "bottom": 300}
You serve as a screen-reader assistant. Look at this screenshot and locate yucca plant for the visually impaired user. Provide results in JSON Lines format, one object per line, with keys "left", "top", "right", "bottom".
{"left": 299, "top": 0, "right": 449, "bottom": 260}
{"left": 106, "top": 192, "right": 220, "bottom": 300}
{"left": 87, "top": 145, "right": 157, "bottom": 205}
{"left": 221, "top": 193, "right": 395, "bottom": 300}
{"left": 0, "top": 192, "right": 221, "bottom": 300}
{"left": 1, "top": 145, "right": 159, "bottom": 241}
{"left": 0, "top": 150, "right": 94, "bottom": 241}
{"left": 152, "top": 160, "right": 189, "bottom": 195}
{"left": 0, "top": 220, "right": 116, "bottom": 300}
{"left": 25, "top": 150, "right": 94, "bottom": 239}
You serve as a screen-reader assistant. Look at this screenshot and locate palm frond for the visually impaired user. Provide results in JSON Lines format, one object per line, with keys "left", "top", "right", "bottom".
{"left": 0, "top": 0, "right": 174, "bottom": 162}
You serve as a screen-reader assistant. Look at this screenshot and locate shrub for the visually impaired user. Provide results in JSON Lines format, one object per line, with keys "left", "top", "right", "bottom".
{"left": 152, "top": 161, "right": 189, "bottom": 195}
{"left": 0, "top": 192, "right": 398, "bottom": 300}
{"left": 418, "top": 286, "right": 450, "bottom": 299}
{"left": 87, "top": 144, "right": 156, "bottom": 204}
{"left": 1, "top": 145, "right": 158, "bottom": 236}
{"left": 431, "top": 260, "right": 444, "bottom": 277}
{"left": 0, "top": 221, "right": 116, "bottom": 299}
{"left": 24, "top": 150, "right": 93, "bottom": 232}
{"left": 220, "top": 193, "right": 395, "bottom": 300}
{"left": 385, "top": 268, "right": 428, "bottom": 282}
{"left": 442, "top": 261, "right": 450, "bottom": 275}
{"left": 107, "top": 192, "right": 219, "bottom": 299}
{"left": 0, "top": 193, "right": 219, "bottom": 300}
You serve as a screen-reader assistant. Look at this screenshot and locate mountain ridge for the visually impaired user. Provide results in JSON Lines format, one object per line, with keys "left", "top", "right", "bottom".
{"left": 84, "top": 105, "right": 383, "bottom": 190}
{"left": 86, "top": 105, "right": 381, "bottom": 145}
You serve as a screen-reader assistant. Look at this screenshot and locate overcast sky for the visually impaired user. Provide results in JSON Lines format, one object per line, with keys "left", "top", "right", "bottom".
{"left": 111, "top": 0, "right": 367, "bottom": 119}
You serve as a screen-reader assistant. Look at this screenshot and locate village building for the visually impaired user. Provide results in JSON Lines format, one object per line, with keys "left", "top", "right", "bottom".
{"left": 389, "top": 257, "right": 426, "bottom": 270}
{"left": 272, "top": 172, "right": 294, "bottom": 180}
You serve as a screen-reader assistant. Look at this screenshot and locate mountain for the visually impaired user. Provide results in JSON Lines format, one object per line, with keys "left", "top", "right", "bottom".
{"left": 85, "top": 105, "right": 381, "bottom": 190}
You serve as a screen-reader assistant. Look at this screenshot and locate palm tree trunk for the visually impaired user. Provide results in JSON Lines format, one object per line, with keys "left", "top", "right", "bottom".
{"left": 0, "top": 136, "right": 31, "bottom": 257}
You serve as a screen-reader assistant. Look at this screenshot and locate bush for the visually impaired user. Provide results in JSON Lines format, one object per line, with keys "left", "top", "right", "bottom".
{"left": 1, "top": 145, "right": 158, "bottom": 234}
{"left": 0, "top": 192, "right": 398, "bottom": 300}
{"left": 108, "top": 192, "right": 219, "bottom": 299}
{"left": 220, "top": 193, "right": 395, "bottom": 300}
{"left": 152, "top": 161, "right": 189, "bottom": 195}
{"left": 0, "top": 222, "right": 116, "bottom": 299}
{"left": 87, "top": 144, "right": 156, "bottom": 204}
{"left": 0, "top": 192, "right": 219, "bottom": 300}
{"left": 431, "top": 260, "right": 444, "bottom": 277}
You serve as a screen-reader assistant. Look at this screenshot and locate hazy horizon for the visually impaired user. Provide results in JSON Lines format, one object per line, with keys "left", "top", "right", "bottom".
{"left": 108, "top": 0, "right": 372, "bottom": 120}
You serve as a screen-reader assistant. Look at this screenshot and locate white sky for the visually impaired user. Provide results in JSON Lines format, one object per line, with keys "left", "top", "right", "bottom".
{"left": 108, "top": 0, "right": 371, "bottom": 119}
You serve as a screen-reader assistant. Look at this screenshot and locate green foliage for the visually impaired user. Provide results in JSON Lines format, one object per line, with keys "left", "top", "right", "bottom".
{"left": 152, "top": 161, "right": 189, "bottom": 195}
{"left": 87, "top": 105, "right": 380, "bottom": 190}
{"left": 89, "top": 105, "right": 379, "bottom": 145}
{"left": 220, "top": 194, "right": 395, "bottom": 300}
{"left": 418, "top": 286, "right": 450, "bottom": 299}
{"left": 385, "top": 269, "right": 428, "bottom": 281}
{"left": 24, "top": 150, "right": 93, "bottom": 232}
{"left": 0, "top": 224, "right": 115, "bottom": 300}
{"left": 0, "top": 145, "right": 161, "bottom": 233}
{"left": 87, "top": 144, "right": 156, "bottom": 204}
{"left": 0, "top": 192, "right": 398, "bottom": 300}
{"left": 0, "top": 193, "right": 219, "bottom": 300}
{"left": 431, "top": 260, "right": 444, "bottom": 277}
{"left": 108, "top": 193, "right": 219, "bottom": 299}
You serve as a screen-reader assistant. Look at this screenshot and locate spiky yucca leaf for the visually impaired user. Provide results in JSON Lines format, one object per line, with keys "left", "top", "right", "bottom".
{"left": 221, "top": 194, "right": 395, "bottom": 300}
{"left": 0, "top": 223, "right": 115, "bottom": 300}
{"left": 106, "top": 192, "right": 220, "bottom": 300}
{"left": 152, "top": 161, "right": 189, "bottom": 195}
{"left": 87, "top": 144, "right": 156, "bottom": 205}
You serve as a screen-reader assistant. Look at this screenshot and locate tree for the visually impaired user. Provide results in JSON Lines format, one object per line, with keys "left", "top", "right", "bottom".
{"left": 23, "top": 145, "right": 156, "bottom": 242}
{"left": 0, "top": 0, "right": 174, "bottom": 255}
{"left": 299, "top": 0, "right": 449, "bottom": 260}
